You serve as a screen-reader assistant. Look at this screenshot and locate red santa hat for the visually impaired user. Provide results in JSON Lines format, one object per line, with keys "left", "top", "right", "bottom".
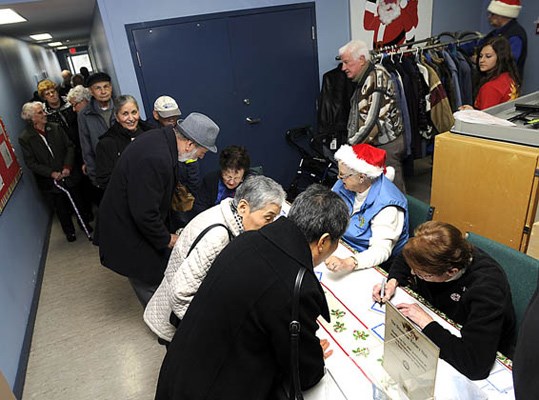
{"left": 488, "top": 0, "right": 521, "bottom": 18}
{"left": 334, "top": 144, "right": 395, "bottom": 181}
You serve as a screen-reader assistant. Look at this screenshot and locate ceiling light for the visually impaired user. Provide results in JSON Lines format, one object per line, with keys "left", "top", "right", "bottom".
{"left": 56, "top": 46, "right": 68, "bottom": 50}
{"left": 0, "top": 8, "right": 27, "bottom": 25}
{"left": 30, "top": 33, "right": 52, "bottom": 41}
{"left": 47, "top": 42, "right": 63, "bottom": 47}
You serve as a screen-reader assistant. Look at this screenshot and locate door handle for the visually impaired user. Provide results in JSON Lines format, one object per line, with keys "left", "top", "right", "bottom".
{"left": 246, "top": 117, "right": 261, "bottom": 124}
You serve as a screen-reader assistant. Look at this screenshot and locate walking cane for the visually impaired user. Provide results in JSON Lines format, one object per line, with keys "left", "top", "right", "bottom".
{"left": 53, "top": 179, "right": 92, "bottom": 240}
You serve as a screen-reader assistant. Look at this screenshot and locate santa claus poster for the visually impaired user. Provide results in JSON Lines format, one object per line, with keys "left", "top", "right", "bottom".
{"left": 350, "top": 0, "right": 433, "bottom": 50}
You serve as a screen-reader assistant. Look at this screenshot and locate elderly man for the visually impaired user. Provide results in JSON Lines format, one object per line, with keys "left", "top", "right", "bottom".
{"left": 153, "top": 95, "right": 182, "bottom": 127}
{"left": 339, "top": 39, "right": 406, "bottom": 193}
{"left": 462, "top": 0, "right": 527, "bottom": 79}
{"left": 59, "top": 69, "right": 73, "bottom": 97}
{"left": 155, "top": 184, "right": 349, "bottom": 400}
{"left": 153, "top": 95, "right": 200, "bottom": 230}
{"left": 97, "top": 112, "right": 219, "bottom": 307}
{"left": 77, "top": 72, "right": 115, "bottom": 190}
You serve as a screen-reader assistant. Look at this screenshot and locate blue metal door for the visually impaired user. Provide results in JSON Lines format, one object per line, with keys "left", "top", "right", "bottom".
{"left": 128, "top": 4, "right": 319, "bottom": 185}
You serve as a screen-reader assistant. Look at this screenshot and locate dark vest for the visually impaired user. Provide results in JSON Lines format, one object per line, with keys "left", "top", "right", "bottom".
{"left": 485, "top": 19, "right": 527, "bottom": 79}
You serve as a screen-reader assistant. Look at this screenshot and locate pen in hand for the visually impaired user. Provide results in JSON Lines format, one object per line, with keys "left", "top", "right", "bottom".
{"left": 379, "top": 278, "right": 387, "bottom": 305}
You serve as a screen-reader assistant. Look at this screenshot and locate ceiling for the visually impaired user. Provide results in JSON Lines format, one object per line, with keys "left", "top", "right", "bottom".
{"left": 0, "top": 0, "right": 96, "bottom": 48}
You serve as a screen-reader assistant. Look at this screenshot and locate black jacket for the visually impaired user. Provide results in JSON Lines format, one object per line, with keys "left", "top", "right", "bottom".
{"left": 389, "top": 248, "right": 516, "bottom": 380}
{"left": 97, "top": 126, "right": 179, "bottom": 285}
{"left": 95, "top": 119, "right": 153, "bottom": 188}
{"left": 513, "top": 276, "right": 539, "bottom": 400}
{"left": 155, "top": 217, "right": 330, "bottom": 400}
{"left": 19, "top": 122, "right": 81, "bottom": 192}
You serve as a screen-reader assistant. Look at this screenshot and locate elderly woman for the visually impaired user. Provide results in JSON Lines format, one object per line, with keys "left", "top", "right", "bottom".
{"left": 94, "top": 95, "right": 153, "bottom": 188}
{"left": 18, "top": 102, "right": 92, "bottom": 242}
{"left": 66, "top": 84, "right": 91, "bottom": 114}
{"left": 192, "top": 145, "right": 251, "bottom": 216}
{"left": 373, "top": 221, "right": 516, "bottom": 380}
{"left": 325, "top": 143, "right": 408, "bottom": 272}
{"left": 144, "top": 174, "right": 285, "bottom": 344}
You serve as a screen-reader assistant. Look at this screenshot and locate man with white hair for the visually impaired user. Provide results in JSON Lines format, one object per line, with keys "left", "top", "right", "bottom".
{"left": 97, "top": 112, "right": 220, "bottom": 306}
{"left": 339, "top": 39, "right": 406, "bottom": 192}
{"left": 152, "top": 95, "right": 200, "bottom": 230}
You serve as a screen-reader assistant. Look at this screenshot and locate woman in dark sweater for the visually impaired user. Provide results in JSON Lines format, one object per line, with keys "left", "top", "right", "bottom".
{"left": 95, "top": 95, "right": 153, "bottom": 188}
{"left": 373, "top": 221, "right": 516, "bottom": 380}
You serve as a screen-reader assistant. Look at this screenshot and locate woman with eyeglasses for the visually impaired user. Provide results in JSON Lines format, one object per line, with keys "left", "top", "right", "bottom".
{"left": 373, "top": 221, "right": 516, "bottom": 381}
{"left": 191, "top": 145, "right": 252, "bottom": 217}
{"left": 325, "top": 143, "right": 409, "bottom": 273}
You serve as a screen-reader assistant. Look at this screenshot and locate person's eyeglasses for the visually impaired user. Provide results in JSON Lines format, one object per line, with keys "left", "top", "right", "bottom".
{"left": 43, "top": 90, "right": 57, "bottom": 97}
{"left": 337, "top": 171, "right": 356, "bottom": 180}
{"left": 222, "top": 173, "right": 243, "bottom": 183}
{"left": 412, "top": 269, "right": 436, "bottom": 281}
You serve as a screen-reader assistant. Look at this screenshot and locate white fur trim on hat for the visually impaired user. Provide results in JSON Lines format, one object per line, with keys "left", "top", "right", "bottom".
{"left": 334, "top": 145, "right": 384, "bottom": 179}
{"left": 385, "top": 166, "right": 395, "bottom": 182}
{"left": 488, "top": 0, "right": 521, "bottom": 18}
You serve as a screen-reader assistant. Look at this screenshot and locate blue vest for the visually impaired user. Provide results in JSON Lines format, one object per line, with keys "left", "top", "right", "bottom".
{"left": 333, "top": 175, "right": 409, "bottom": 256}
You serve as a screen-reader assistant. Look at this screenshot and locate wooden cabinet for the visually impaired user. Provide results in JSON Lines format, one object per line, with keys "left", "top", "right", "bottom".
{"left": 431, "top": 132, "right": 539, "bottom": 251}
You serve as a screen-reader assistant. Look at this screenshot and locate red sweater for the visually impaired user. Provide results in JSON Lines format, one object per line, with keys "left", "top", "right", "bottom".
{"left": 474, "top": 72, "right": 518, "bottom": 110}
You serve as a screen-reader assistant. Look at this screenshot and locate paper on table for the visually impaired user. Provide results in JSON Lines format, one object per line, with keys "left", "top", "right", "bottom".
{"left": 453, "top": 110, "right": 516, "bottom": 127}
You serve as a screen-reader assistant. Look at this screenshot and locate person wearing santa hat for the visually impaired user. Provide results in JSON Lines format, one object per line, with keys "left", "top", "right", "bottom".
{"left": 325, "top": 143, "right": 409, "bottom": 273}
{"left": 462, "top": 0, "right": 527, "bottom": 79}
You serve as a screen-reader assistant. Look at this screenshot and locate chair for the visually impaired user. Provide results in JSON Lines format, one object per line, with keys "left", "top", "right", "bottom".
{"left": 466, "top": 232, "right": 539, "bottom": 333}
{"left": 405, "top": 194, "right": 434, "bottom": 236}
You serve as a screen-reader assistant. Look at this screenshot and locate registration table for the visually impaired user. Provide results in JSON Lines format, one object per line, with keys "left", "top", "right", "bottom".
{"left": 303, "top": 242, "right": 515, "bottom": 400}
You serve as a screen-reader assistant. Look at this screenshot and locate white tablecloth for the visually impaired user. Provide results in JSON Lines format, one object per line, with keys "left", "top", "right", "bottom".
{"left": 304, "top": 243, "right": 514, "bottom": 400}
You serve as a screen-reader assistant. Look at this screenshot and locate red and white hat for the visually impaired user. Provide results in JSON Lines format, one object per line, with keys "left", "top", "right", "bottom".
{"left": 334, "top": 143, "right": 395, "bottom": 181}
{"left": 488, "top": 0, "right": 521, "bottom": 18}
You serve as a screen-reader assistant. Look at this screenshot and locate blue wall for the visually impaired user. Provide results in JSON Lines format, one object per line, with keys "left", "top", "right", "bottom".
{"left": 0, "top": 35, "right": 61, "bottom": 388}
{"left": 94, "top": 0, "right": 350, "bottom": 118}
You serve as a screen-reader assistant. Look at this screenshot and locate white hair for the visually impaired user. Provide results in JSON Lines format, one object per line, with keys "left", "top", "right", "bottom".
{"left": 339, "top": 40, "right": 371, "bottom": 62}
{"left": 66, "top": 85, "right": 91, "bottom": 104}
{"left": 20, "top": 102, "right": 44, "bottom": 121}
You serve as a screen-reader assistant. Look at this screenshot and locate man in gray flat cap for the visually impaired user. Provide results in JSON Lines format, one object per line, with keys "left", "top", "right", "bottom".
{"left": 97, "top": 112, "right": 219, "bottom": 307}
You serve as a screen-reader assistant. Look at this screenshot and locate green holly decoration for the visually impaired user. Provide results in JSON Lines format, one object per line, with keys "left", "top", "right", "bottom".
{"left": 352, "top": 347, "right": 370, "bottom": 357}
{"left": 331, "top": 309, "right": 346, "bottom": 319}
{"left": 353, "top": 330, "right": 369, "bottom": 341}
{"left": 333, "top": 321, "right": 346, "bottom": 332}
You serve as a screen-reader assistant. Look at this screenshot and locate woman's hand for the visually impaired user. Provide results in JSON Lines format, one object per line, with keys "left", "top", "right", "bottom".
{"left": 372, "top": 278, "right": 398, "bottom": 303}
{"left": 325, "top": 255, "right": 356, "bottom": 272}
{"left": 458, "top": 105, "right": 474, "bottom": 111}
{"left": 396, "top": 303, "right": 434, "bottom": 329}
{"left": 320, "top": 338, "right": 333, "bottom": 359}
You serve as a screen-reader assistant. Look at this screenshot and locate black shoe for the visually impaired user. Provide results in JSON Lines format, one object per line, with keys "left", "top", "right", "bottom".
{"left": 66, "top": 233, "right": 77, "bottom": 242}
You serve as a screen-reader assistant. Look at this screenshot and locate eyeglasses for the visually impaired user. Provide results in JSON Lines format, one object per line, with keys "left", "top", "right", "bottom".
{"left": 43, "top": 90, "right": 57, "bottom": 97}
{"left": 337, "top": 171, "right": 356, "bottom": 180}
{"left": 412, "top": 270, "right": 435, "bottom": 280}
{"left": 222, "top": 173, "right": 243, "bottom": 183}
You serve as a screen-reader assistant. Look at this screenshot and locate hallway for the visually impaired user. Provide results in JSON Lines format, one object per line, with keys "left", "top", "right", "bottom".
{"left": 22, "top": 220, "right": 165, "bottom": 400}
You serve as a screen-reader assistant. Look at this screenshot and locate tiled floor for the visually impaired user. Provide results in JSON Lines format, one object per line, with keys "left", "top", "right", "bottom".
{"left": 21, "top": 158, "right": 432, "bottom": 400}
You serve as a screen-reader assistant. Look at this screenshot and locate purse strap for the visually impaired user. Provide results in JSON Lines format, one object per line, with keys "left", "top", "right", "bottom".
{"left": 169, "top": 223, "right": 233, "bottom": 329}
{"left": 186, "top": 223, "right": 232, "bottom": 257}
{"left": 289, "top": 267, "right": 306, "bottom": 400}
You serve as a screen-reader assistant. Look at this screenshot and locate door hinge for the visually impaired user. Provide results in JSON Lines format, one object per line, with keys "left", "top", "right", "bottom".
{"left": 524, "top": 226, "right": 531, "bottom": 235}
{"left": 136, "top": 51, "right": 142, "bottom": 67}
{"left": 311, "top": 26, "right": 316, "bottom": 40}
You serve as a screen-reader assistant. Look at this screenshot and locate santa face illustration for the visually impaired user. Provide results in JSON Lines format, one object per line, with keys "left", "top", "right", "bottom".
{"left": 363, "top": 0, "right": 418, "bottom": 49}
